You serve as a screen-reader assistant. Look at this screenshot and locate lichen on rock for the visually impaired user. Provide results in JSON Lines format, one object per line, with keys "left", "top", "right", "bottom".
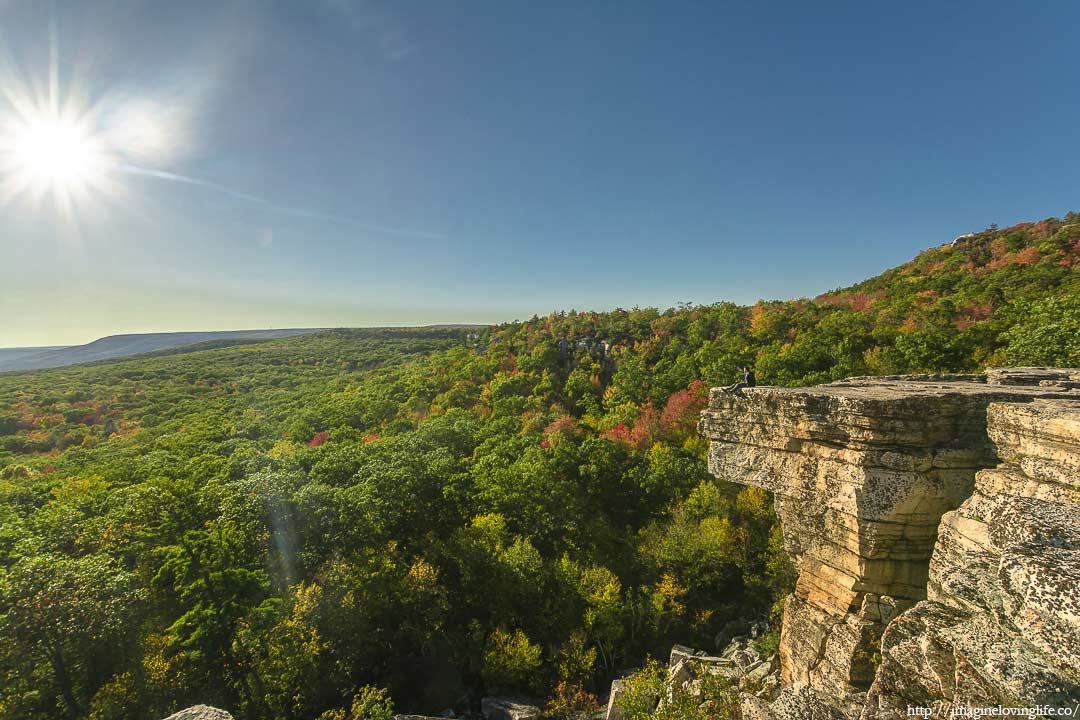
{"left": 863, "top": 398, "right": 1080, "bottom": 717}
{"left": 698, "top": 368, "right": 1080, "bottom": 719}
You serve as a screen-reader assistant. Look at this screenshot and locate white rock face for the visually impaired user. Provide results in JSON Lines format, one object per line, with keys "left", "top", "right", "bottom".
{"left": 699, "top": 369, "right": 1080, "bottom": 719}
{"left": 161, "top": 707, "right": 233, "bottom": 720}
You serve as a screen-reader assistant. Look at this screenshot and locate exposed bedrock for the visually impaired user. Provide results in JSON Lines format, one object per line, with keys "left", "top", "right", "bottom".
{"left": 862, "top": 398, "right": 1080, "bottom": 717}
{"left": 698, "top": 368, "right": 1079, "bottom": 718}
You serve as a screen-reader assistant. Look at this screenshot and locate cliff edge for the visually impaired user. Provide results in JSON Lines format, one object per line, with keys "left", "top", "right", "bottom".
{"left": 699, "top": 368, "right": 1080, "bottom": 718}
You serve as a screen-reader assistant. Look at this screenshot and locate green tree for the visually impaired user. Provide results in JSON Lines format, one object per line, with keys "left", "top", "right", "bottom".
{"left": 0, "top": 553, "right": 145, "bottom": 719}
{"left": 482, "top": 628, "right": 543, "bottom": 694}
{"left": 1000, "top": 295, "right": 1080, "bottom": 366}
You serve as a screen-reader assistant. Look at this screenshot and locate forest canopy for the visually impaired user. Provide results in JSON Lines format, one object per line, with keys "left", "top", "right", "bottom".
{"left": 0, "top": 215, "right": 1077, "bottom": 720}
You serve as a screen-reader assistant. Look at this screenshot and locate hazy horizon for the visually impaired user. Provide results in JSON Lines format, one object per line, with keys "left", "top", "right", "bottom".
{"left": 2, "top": 0, "right": 1078, "bottom": 347}
{"left": 0, "top": 323, "right": 484, "bottom": 350}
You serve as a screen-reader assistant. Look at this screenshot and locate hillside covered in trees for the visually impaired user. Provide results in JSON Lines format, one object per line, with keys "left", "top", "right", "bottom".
{"left": 0, "top": 215, "right": 1077, "bottom": 720}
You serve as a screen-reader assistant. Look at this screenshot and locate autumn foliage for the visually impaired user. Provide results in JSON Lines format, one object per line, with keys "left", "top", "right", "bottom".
{"left": 0, "top": 213, "right": 1077, "bottom": 720}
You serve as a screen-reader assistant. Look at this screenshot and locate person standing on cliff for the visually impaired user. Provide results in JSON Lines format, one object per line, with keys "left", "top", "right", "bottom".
{"left": 723, "top": 366, "right": 756, "bottom": 392}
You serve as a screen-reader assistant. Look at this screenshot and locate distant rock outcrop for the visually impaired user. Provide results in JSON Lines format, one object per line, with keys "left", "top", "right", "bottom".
{"left": 698, "top": 368, "right": 1080, "bottom": 719}
{"left": 161, "top": 706, "right": 234, "bottom": 720}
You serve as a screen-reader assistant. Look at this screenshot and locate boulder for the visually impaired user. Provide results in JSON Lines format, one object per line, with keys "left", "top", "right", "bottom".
{"left": 740, "top": 685, "right": 848, "bottom": 720}
{"left": 603, "top": 678, "right": 628, "bottom": 720}
{"left": 714, "top": 618, "right": 751, "bottom": 648}
{"left": 667, "top": 658, "right": 694, "bottom": 692}
{"left": 481, "top": 697, "right": 542, "bottom": 720}
{"left": 741, "top": 661, "right": 773, "bottom": 689}
{"left": 667, "top": 643, "right": 699, "bottom": 667}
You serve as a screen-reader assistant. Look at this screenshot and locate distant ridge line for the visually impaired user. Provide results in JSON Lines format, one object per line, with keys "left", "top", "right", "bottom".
{"left": 0, "top": 325, "right": 491, "bottom": 373}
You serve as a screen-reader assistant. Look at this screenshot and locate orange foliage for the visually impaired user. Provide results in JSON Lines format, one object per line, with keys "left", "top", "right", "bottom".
{"left": 920, "top": 259, "right": 946, "bottom": 275}
{"left": 1014, "top": 246, "right": 1041, "bottom": 266}
{"left": 915, "top": 290, "right": 939, "bottom": 304}
{"left": 544, "top": 415, "right": 579, "bottom": 438}
{"left": 749, "top": 304, "right": 770, "bottom": 333}
{"left": 963, "top": 301, "right": 993, "bottom": 320}
{"left": 1032, "top": 220, "right": 1054, "bottom": 236}
{"left": 990, "top": 237, "right": 1010, "bottom": 260}
{"left": 953, "top": 317, "right": 977, "bottom": 331}
{"left": 900, "top": 315, "right": 921, "bottom": 333}
{"left": 848, "top": 292, "right": 874, "bottom": 311}
{"left": 629, "top": 404, "right": 661, "bottom": 452}
{"left": 814, "top": 292, "right": 841, "bottom": 307}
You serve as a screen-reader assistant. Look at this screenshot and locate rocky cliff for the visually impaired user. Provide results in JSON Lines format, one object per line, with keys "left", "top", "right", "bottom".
{"left": 698, "top": 368, "right": 1080, "bottom": 718}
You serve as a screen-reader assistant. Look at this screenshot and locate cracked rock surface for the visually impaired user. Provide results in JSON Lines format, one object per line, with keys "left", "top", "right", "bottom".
{"left": 699, "top": 368, "right": 1080, "bottom": 719}
{"left": 862, "top": 398, "right": 1080, "bottom": 717}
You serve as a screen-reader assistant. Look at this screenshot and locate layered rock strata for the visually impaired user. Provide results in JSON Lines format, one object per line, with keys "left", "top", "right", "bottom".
{"left": 862, "top": 398, "right": 1080, "bottom": 716}
{"left": 698, "top": 369, "right": 1079, "bottom": 718}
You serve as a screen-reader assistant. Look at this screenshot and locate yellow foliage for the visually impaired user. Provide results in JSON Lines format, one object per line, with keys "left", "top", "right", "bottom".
{"left": 51, "top": 475, "right": 110, "bottom": 505}
{"left": 735, "top": 486, "right": 770, "bottom": 519}
{"left": 88, "top": 672, "right": 138, "bottom": 720}
{"left": 141, "top": 633, "right": 185, "bottom": 693}
{"left": 269, "top": 438, "right": 300, "bottom": 458}
{"left": 577, "top": 565, "right": 621, "bottom": 606}
{"left": 406, "top": 557, "right": 440, "bottom": 591}
{"left": 651, "top": 573, "right": 687, "bottom": 617}
{"left": 469, "top": 512, "right": 509, "bottom": 551}
{"left": 482, "top": 628, "right": 543, "bottom": 692}
{"left": 693, "top": 607, "right": 715, "bottom": 630}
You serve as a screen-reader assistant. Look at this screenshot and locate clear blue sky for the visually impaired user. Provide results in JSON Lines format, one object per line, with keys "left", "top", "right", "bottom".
{"left": 1, "top": 1, "right": 1077, "bottom": 346}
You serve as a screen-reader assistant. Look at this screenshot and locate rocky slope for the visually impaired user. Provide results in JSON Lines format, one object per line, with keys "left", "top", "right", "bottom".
{"left": 697, "top": 368, "right": 1080, "bottom": 718}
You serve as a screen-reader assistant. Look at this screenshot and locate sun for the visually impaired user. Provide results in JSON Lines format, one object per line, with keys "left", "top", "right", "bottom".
{"left": 0, "top": 45, "right": 182, "bottom": 219}
{"left": 1, "top": 110, "right": 110, "bottom": 205}
{"left": 12, "top": 116, "right": 104, "bottom": 188}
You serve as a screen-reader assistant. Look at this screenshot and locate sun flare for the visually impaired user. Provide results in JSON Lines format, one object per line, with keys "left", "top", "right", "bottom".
{"left": 0, "top": 103, "right": 116, "bottom": 213}
{"left": 10, "top": 115, "right": 106, "bottom": 190}
{"left": 0, "top": 42, "right": 189, "bottom": 219}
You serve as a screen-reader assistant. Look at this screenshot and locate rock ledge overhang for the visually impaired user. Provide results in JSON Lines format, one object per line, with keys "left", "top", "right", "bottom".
{"left": 699, "top": 368, "right": 1080, "bottom": 718}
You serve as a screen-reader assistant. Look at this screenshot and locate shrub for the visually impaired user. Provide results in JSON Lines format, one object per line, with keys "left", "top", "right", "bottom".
{"left": 543, "top": 681, "right": 601, "bottom": 720}
{"left": 482, "top": 628, "right": 543, "bottom": 693}
{"left": 617, "top": 658, "right": 741, "bottom": 720}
